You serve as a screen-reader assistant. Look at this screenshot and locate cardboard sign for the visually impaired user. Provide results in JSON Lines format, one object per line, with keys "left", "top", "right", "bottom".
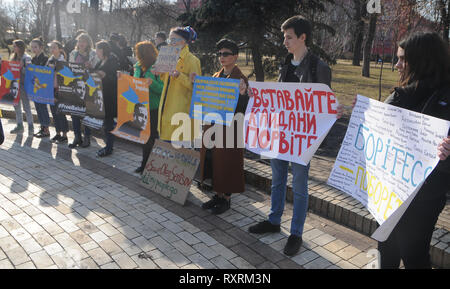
{"left": 82, "top": 73, "right": 104, "bottom": 130}
{"left": 327, "top": 95, "right": 450, "bottom": 241}
{"left": 55, "top": 61, "right": 88, "bottom": 116}
{"left": 152, "top": 46, "right": 180, "bottom": 73}
{"left": 244, "top": 81, "right": 338, "bottom": 165}
{"left": 190, "top": 76, "right": 240, "bottom": 126}
{"left": 140, "top": 140, "right": 200, "bottom": 205}
{"left": 111, "top": 74, "right": 151, "bottom": 144}
{"left": 24, "top": 64, "right": 55, "bottom": 104}
{"left": 0, "top": 60, "right": 21, "bottom": 105}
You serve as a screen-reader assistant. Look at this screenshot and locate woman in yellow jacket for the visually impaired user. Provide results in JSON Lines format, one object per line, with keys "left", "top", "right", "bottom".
{"left": 155, "top": 26, "right": 201, "bottom": 145}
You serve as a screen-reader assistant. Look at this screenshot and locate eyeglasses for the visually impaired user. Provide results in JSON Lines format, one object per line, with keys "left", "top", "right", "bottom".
{"left": 217, "top": 52, "right": 235, "bottom": 57}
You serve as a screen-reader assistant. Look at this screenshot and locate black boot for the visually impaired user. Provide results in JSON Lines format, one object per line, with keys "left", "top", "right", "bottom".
{"left": 201, "top": 195, "right": 220, "bottom": 210}
{"left": 69, "top": 135, "right": 82, "bottom": 148}
{"left": 81, "top": 135, "right": 91, "bottom": 148}
{"left": 211, "top": 197, "right": 230, "bottom": 215}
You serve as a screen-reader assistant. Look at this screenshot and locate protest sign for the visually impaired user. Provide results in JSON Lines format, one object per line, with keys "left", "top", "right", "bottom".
{"left": 141, "top": 139, "right": 200, "bottom": 205}
{"left": 327, "top": 95, "right": 450, "bottom": 241}
{"left": 189, "top": 76, "right": 240, "bottom": 126}
{"left": 82, "top": 73, "right": 104, "bottom": 130}
{"left": 55, "top": 61, "right": 88, "bottom": 116}
{"left": 111, "top": 74, "right": 151, "bottom": 144}
{"left": 0, "top": 60, "right": 21, "bottom": 105}
{"left": 152, "top": 46, "right": 180, "bottom": 73}
{"left": 24, "top": 64, "right": 55, "bottom": 104}
{"left": 244, "top": 81, "right": 338, "bottom": 165}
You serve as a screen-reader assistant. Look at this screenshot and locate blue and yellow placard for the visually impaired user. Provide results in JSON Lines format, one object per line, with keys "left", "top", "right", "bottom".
{"left": 24, "top": 64, "right": 55, "bottom": 104}
{"left": 189, "top": 76, "right": 240, "bottom": 126}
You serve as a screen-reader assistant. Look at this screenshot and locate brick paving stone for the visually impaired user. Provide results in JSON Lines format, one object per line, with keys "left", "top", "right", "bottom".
{"left": 87, "top": 247, "right": 113, "bottom": 266}
{"left": 194, "top": 232, "right": 218, "bottom": 246}
{"left": 132, "top": 236, "right": 156, "bottom": 252}
{"left": 230, "top": 243, "right": 265, "bottom": 266}
{"left": 33, "top": 231, "right": 56, "bottom": 247}
{"left": 153, "top": 257, "right": 178, "bottom": 269}
{"left": 10, "top": 227, "right": 32, "bottom": 242}
{"left": 0, "top": 236, "right": 21, "bottom": 252}
{"left": 193, "top": 243, "right": 220, "bottom": 260}
{"left": 210, "top": 243, "right": 237, "bottom": 260}
{"left": 348, "top": 252, "right": 371, "bottom": 268}
{"left": 210, "top": 255, "right": 236, "bottom": 269}
{"left": 312, "top": 246, "right": 342, "bottom": 264}
{"left": 311, "top": 233, "right": 336, "bottom": 246}
{"left": 323, "top": 239, "right": 349, "bottom": 253}
{"left": 337, "top": 260, "right": 359, "bottom": 269}
{"left": 304, "top": 256, "right": 333, "bottom": 269}
{"left": 112, "top": 252, "right": 138, "bottom": 269}
{"left": 98, "top": 239, "right": 123, "bottom": 256}
{"left": 335, "top": 245, "right": 361, "bottom": 260}
{"left": 291, "top": 249, "right": 320, "bottom": 266}
{"left": 43, "top": 242, "right": 64, "bottom": 256}
{"left": 78, "top": 257, "right": 100, "bottom": 269}
{"left": 0, "top": 259, "right": 14, "bottom": 269}
{"left": 207, "top": 229, "right": 239, "bottom": 248}
{"left": 130, "top": 254, "right": 158, "bottom": 269}
{"left": 16, "top": 261, "right": 36, "bottom": 269}
{"left": 20, "top": 238, "right": 43, "bottom": 255}
{"left": 165, "top": 250, "right": 191, "bottom": 267}
{"left": 161, "top": 220, "right": 184, "bottom": 234}
{"left": 176, "top": 231, "right": 201, "bottom": 245}
{"left": 188, "top": 253, "right": 216, "bottom": 269}
{"left": 100, "top": 262, "right": 120, "bottom": 269}
{"left": 81, "top": 241, "right": 99, "bottom": 252}
{"left": 50, "top": 251, "right": 79, "bottom": 269}
{"left": 150, "top": 236, "right": 176, "bottom": 253}
{"left": 172, "top": 240, "right": 196, "bottom": 257}
{"left": 89, "top": 231, "right": 109, "bottom": 243}
{"left": 69, "top": 230, "right": 93, "bottom": 245}
{"left": 229, "top": 256, "right": 255, "bottom": 269}
{"left": 30, "top": 250, "right": 55, "bottom": 268}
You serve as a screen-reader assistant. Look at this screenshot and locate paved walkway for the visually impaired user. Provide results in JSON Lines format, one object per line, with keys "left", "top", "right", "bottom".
{"left": 0, "top": 118, "right": 378, "bottom": 269}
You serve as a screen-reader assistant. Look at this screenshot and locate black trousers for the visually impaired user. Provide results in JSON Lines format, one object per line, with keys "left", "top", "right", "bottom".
{"left": 139, "top": 109, "right": 159, "bottom": 169}
{"left": 0, "top": 118, "right": 4, "bottom": 145}
{"left": 378, "top": 195, "right": 446, "bottom": 269}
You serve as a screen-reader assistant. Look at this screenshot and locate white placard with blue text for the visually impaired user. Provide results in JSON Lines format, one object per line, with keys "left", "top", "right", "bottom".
{"left": 327, "top": 95, "right": 450, "bottom": 240}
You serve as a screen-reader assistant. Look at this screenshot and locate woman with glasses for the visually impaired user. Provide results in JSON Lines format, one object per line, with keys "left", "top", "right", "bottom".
{"left": 153, "top": 26, "right": 201, "bottom": 146}
{"left": 192, "top": 39, "right": 249, "bottom": 215}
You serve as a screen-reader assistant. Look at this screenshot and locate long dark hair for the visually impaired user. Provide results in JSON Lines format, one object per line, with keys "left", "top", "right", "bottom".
{"left": 11, "top": 39, "right": 26, "bottom": 61}
{"left": 399, "top": 32, "right": 450, "bottom": 88}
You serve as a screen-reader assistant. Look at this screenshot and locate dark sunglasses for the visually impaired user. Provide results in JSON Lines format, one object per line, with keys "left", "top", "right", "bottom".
{"left": 217, "top": 52, "right": 235, "bottom": 57}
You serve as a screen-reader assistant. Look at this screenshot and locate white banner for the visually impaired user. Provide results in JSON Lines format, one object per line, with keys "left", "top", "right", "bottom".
{"left": 327, "top": 95, "right": 450, "bottom": 241}
{"left": 244, "top": 81, "right": 338, "bottom": 165}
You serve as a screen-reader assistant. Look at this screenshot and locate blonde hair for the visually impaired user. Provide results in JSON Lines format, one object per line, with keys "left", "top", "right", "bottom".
{"left": 75, "top": 33, "right": 94, "bottom": 53}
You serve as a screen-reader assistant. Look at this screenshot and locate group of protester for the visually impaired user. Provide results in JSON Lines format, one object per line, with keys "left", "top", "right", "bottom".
{"left": 0, "top": 15, "right": 449, "bottom": 269}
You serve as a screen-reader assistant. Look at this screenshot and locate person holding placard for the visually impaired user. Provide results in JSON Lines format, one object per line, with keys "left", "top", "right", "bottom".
{"left": 93, "top": 41, "right": 119, "bottom": 157}
{"left": 9, "top": 40, "right": 34, "bottom": 135}
{"left": 373, "top": 32, "right": 450, "bottom": 269}
{"left": 47, "top": 41, "right": 69, "bottom": 144}
{"left": 132, "top": 41, "right": 164, "bottom": 174}
{"left": 153, "top": 26, "right": 202, "bottom": 145}
{"left": 248, "top": 15, "right": 340, "bottom": 257}
{"left": 191, "top": 39, "right": 249, "bottom": 215}
{"left": 68, "top": 33, "right": 99, "bottom": 149}
{"left": 30, "top": 38, "right": 50, "bottom": 138}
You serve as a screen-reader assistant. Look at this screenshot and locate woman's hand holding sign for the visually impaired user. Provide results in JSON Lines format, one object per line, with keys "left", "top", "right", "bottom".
{"left": 438, "top": 137, "right": 450, "bottom": 161}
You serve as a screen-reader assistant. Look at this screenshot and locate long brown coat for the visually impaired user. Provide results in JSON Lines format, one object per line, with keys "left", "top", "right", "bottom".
{"left": 199, "top": 65, "right": 249, "bottom": 194}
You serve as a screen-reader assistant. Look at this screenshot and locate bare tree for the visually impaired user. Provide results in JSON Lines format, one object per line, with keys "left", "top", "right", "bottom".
{"left": 362, "top": 13, "right": 378, "bottom": 77}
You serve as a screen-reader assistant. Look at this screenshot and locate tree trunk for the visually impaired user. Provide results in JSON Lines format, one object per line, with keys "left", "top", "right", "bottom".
{"left": 89, "top": 0, "right": 99, "bottom": 42}
{"left": 440, "top": 0, "right": 449, "bottom": 43}
{"left": 250, "top": 41, "right": 264, "bottom": 81}
{"left": 352, "top": 0, "right": 364, "bottom": 66}
{"left": 362, "top": 14, "right": 378, "bottom": 78}
{"left": 54, "top": 0, "right": 62, "bottom": 42}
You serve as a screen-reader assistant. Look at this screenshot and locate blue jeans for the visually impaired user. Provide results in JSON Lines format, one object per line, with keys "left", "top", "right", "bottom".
{"left": 103, "top": 118, "right": 116, "bottom": 152}
{"left": 35, "top": 103, "right": 50, "bottom": 127}
{"left": 269, "top": 159, "right": 310, "bottom": 237}
{"left": 72, "top": 116, "right": 91, "bottom": 137}
{"left": 50, "top": 104, "right": 68, "bottom": 133}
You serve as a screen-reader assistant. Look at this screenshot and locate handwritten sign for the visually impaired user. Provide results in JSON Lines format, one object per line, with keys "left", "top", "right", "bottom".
{"left": 24, "top": 64, "right": 55, "bottom": 104}
{"left": 140, "top": 140, "right": 200, "bottom": 205}
{"left": 327, "top": 95, "right": 450, "bottom": 241}
{"left": 0, "top": 61, "right": 21, "bottom": 106}
{"left": 152, "top": 46, "right": 180, "bottom": 73}
{"left": 244, "top": 81, "right": 338, "bottom": 165}
{"left": 189, "top": 76, "right": 240, "bottom": 126}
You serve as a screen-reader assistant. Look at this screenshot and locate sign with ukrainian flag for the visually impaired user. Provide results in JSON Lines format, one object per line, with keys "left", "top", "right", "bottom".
{"left": 190, "top": 76, "right": 240, "bottom": 126}
{"left": 82, "top": 73, "right": 104, "bottom": 130}
{"left": 24, "top": 64, "right": 55, "bottom": 104}
{"left": 55, "top": 61, "right": 88, "bottom": 116}
{"left": 111, "top": 74, "right": 150, "bottom": 144}
{"left": 0, "top": 60, "right": 21, "bottom": 105}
